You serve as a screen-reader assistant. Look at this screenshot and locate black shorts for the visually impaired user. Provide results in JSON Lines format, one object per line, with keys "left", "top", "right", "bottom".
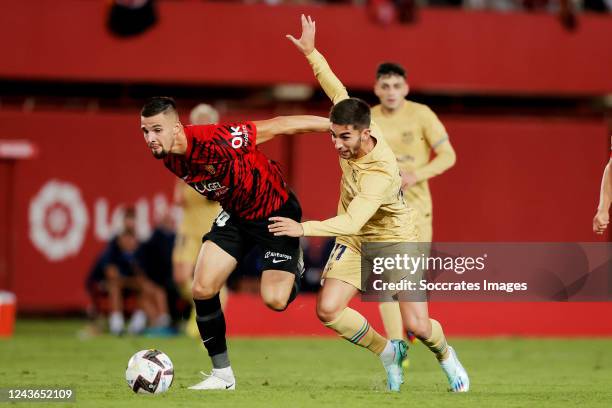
{"left": 203, "top": 192, "right": 302, "bottom": 275}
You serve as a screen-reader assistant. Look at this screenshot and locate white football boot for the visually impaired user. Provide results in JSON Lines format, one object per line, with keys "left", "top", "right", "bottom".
{"left": 440, "top": 346, "right": 469, "bottom": 392}
{"left": 188, "top": 368, "right": 236, "bottom": 390}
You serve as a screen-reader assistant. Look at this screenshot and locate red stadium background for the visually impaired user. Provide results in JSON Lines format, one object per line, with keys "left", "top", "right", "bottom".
{"left": 0, "top": 1, "right": 611, "bottom": 336}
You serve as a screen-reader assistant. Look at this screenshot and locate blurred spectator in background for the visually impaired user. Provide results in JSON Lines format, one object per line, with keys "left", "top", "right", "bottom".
{"left": 463, "top": 0, "right": 580, "bottom": 29}
{"left": 367, "top": 0, "right": 419, "bottom": 25}
{"left": 136, "top": 211, "right": 179, "bottom": 334}
{"left": 123, "top": 206, "right": 137, "bottom": 234}
{"left": 583, "top": 0, "right": 612, "bottom": 12}
{"left": 172, "top": 103, "right": 223, "bottom": 337}
{"left": 463, "top": 0, "right": 520, "bottom": 10}
{"left": 86, "top": 207, "right": 172, "bottom": 336}
{"left": 87, "top": 228, "right": 141, "bottom": 335}
{"left": 107, "top": 0, "right": 157, "bottom": 37}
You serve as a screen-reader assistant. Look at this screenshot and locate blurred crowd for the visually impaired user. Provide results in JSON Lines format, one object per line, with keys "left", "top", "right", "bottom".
{"left": 108, "top": 0, "right": 610, "bottom": 43}
{"left": 85, "top": 205, "right": 334, "bottom": 337}
{"left": 254, "top": 0, "right": 611, "bottom": 13}
{"left": 359, "top": 0, "right": 610, "bottom": 28}
{"left": 86, "top": 207, "right": 182, "bottom": 336}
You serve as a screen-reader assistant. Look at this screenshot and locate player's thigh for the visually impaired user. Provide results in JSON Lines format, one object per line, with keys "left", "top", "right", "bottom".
{"left": 321, "top": 243, "right": 362, "bottom": 290}
{"left": 192, "top": 241, "right": 237, "bottom": 299}
{"left": 256, "top": 192, "right": 303, "bottom": 276}
{"left": 260, "top": 270, "right": 294, "bottom": 296}
{"left": 258, "top": 238, "right": 300, "bottom": 309}
{"left": 317, "top": 244, "right": 362, "bottom": 321}
{"left": 192, "top": 211, "right": 246, "bottom": 298}
{"left": 259, "top": 269, "right": 294, "bottom": 309}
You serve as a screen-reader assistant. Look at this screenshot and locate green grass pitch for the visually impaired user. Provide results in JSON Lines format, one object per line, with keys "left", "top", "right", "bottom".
{"left": 1, "top": 320, "right": 611, "bottom": 407}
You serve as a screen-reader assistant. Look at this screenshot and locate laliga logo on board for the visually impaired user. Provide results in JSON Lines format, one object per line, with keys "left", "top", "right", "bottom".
{"left": 29, "top": 180, "right": 89, "bottom": 262}
{"left": 29, "top": 179, "right": 170, "bottom": 262}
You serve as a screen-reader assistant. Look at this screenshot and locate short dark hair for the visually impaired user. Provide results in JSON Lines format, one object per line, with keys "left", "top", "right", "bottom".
{"left": 141, "top": 96, "right": 177, "bottom": 117}
{"left": 376, "top": 62, "right": 406, "bottom": 80}
{"left": 330, "top": 98, "right": 371, "bottom": 131}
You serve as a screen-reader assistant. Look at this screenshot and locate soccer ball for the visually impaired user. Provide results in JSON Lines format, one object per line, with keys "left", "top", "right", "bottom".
{"left": 125, "top": 349, "right": 174, "bottom": 394}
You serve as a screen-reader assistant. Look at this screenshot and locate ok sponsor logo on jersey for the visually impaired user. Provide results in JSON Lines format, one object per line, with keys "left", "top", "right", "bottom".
{"left": 229, "top": 125, "right": 250, "bottom": 149}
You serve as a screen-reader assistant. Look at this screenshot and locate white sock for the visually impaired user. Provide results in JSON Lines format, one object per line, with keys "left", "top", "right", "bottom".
{"left": 127, "top": 310, "right": 147, "bottom": 334}
{"left": 109, "top": 312, "right": 124, "bottom": 335}
{"left": 379, "top": 341, "right": 396, "bottom": 365}
{"left": 213, "top": 366, "right": 234, "bottom": 380}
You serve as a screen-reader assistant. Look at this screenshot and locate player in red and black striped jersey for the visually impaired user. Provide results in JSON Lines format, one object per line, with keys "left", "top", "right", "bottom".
{"left": 140, "top": 97, "right": 329, "bottom": 390}
{"left": 164, "top": 121, "right": 288, "bottom": 220}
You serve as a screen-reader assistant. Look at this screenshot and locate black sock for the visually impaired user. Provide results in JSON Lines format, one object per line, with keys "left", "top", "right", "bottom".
{"left": 194, "top": 295, "right": 229, "bottom": 367}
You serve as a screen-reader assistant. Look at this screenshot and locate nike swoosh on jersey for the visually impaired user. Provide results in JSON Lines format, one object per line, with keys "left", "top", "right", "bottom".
{"left": 272, "top": 258, "right": 287, "bottom": 263}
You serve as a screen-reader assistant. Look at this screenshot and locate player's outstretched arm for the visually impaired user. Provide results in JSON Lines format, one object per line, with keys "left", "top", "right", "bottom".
{"left": 594, "top": 159, "right": 612, "bottom": 234}
{"left": 254, "top": 115, "right": 330, "bottom": 144}
{"left": 287, "top": 14, "right": 349, "bottom": 105}
{"left": 269, "top": 173, "right": 390, "bottom": 237}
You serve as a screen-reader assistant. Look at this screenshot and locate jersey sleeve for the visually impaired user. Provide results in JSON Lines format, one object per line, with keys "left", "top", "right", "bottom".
{"left": 186, "top": 122, "right": 257, "bottom": 162}
{"left": 413, "top": 108, "right": 456, "bottom": 182}
{"left": 305, "top": 49, "right": 350, "bottom": 105}
{"left": 421, "top": 107, "right": 448, "bottom": 147}
{"left": 301, "top": 171, "right": 392, "bottom": 237}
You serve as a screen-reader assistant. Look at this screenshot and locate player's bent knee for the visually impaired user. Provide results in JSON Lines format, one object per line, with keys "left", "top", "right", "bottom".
{"left": 316, "top": 301, "right": 342, "bottom": 323}
{"left": 405, "top": 316, "right": 430, "bottom": 339}
{"left": 263, "top": 297, "right": 288, "bottom": 312}
{"left": 191, "top": 281, "right": 219, "bottom": 300}
{"left": 261, "top": 288, "right": 289, "bottom": 312}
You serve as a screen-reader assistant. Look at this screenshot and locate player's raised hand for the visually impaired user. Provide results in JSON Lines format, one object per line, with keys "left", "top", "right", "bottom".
{"left": 593, "top": 211, "right": 609, "bottom": 235}
{"left": 268, "top": 216, "right": 304, "bottom": 237}
{"left": 286, "top": 14, "right": 316, "bottom": 56}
